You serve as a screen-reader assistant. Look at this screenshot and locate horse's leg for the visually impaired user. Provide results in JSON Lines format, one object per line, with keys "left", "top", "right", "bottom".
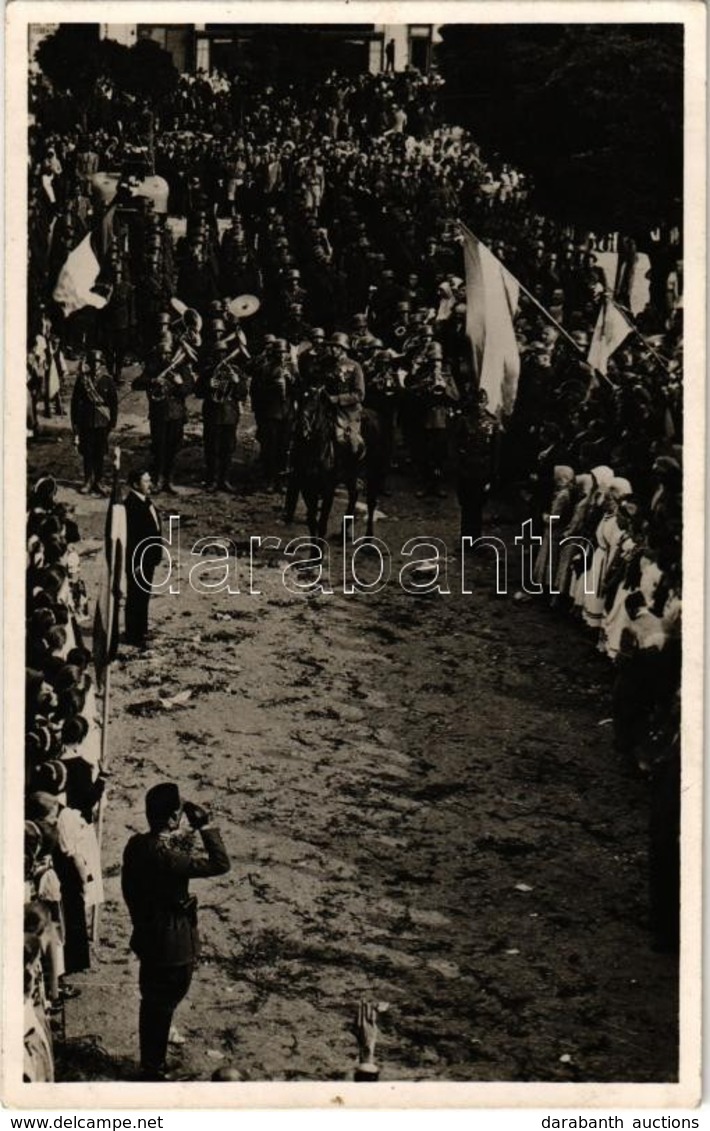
{"left": 302, "top": 483, "right": 318, "bottom": 539}
{"left": 366, "top": 467, "right": 378, "bottom": 539}
{"left": 283, "top": 467, "right": 300, "bottom": 524}
{"left": 345, "top": 462, "right": 359, "bottom": 538}
{"left": 319, "top": 481, "right": 336, "bottom": 540}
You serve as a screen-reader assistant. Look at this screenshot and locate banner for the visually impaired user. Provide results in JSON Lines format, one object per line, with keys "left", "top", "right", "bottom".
{"left": 587, "top": 298, "right": 634, "bottom": 376}
{"left": 461, "top": 228, "right": 521, "bottom": 416}
{"left": 52, "top": 203, "right": 116, "bottom": 317}
{"left": 93, "top": 472, "right": 126, "bottom": 687}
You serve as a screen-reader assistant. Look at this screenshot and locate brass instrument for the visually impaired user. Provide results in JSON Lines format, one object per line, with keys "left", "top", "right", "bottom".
{"left": 366, "top": 354, "right": 400, "bottom": 398}
{"left": 148, "top": 345, "right": 191, "bottom": 403}
{"left": 209, "top": 344, "right": 248, "bottom": 404}
{"left": 430, "top": 365, "right": 449, "bottom": 398}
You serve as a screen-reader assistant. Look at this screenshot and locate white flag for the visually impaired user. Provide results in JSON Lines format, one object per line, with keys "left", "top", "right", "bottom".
{"left": 462, "top": 229, "right": 520, "bottom": 417}
{"left": 52, "top": 233, "right": 110, "bottom": 317}
{"left": 587, "top": 298, "right": 633, "bottom": 376}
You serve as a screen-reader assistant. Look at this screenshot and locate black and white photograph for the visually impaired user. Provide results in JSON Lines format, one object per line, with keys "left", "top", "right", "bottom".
{"left": 4, "top": 0, "right": 705, "bottom": 1109}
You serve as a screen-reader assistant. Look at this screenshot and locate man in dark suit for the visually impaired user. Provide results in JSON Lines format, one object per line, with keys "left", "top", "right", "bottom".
{"left": 122, "top": 783, "right": 231, "bottom": 1081}
{"left": 124, "top": 469, "right": 162, "bottom": 650}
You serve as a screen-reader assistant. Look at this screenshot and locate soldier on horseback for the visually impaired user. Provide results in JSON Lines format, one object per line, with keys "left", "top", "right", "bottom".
{"left": 297, "top": 328, "right": 328, "bottom": 391}
{"left": 321, "top": 332, "right": 365, "bottom": 457}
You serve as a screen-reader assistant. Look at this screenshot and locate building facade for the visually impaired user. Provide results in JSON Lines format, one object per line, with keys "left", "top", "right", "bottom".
{"left": 100, "top": 23, "right": 436, "bottom": 76}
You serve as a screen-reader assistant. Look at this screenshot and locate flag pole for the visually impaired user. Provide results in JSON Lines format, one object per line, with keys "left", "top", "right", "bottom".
{"left": 92, "top": 447, "right": 121, "bottom": 945}
{"left": 457, "top": 220, "right": 616, "bottom": 388}
{"left": 612, "top": 301, "right": 676, "bottom": 377}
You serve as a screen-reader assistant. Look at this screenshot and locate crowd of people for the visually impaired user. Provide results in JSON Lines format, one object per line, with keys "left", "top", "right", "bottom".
{"left": 24, "top": 50, "right": 684, "bottom": 1081}
{"left": 24, "top": 477, "right": 106, "bottom": 1081}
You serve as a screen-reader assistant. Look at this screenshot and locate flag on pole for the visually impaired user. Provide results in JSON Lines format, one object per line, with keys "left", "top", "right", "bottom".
{"left": 93, "top": 457, "right": 126, "bottom": 687}
{"left": 52, "top": 203, "right": 116, "bottom": 317}
{"left": 461, "top": 227, "right": 521, "bottom": 417}
{"left": 587, "top": 297, "right": 634, "bottom": 376}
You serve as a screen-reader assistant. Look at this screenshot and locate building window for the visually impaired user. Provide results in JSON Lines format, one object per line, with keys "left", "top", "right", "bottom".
{"left": 408, "top": 25, "right": 431, "bottom": 72}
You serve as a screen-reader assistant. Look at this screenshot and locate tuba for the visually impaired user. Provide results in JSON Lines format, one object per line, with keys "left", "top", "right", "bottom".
{"left": 148, "top": 346, "right": 189, "bottom": 402}
{"left": 209, "top": 343, "right": 248, "bottom": 403}
{"left": 209, "top": 357, "right": 235, "bottom": 404}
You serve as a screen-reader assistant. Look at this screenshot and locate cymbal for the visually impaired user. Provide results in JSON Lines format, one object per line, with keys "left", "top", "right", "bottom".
{"left": 170, "top": 297, "right": 188, "bottom": 316}
{"left": 229, "top": 294, "right": 260, "bottom": 319}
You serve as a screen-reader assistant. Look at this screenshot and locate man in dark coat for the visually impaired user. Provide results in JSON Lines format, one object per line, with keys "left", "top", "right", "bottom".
{"left": 250, "top": 339, "right": 297, "bottom": 489}
{"left": 70, "top": 349, "right": 118, "bottom": 496}
{"left": 122, "top": 782, "right": 231, "bottom": 1080}
{"left": 123, "top": 469, "right": 162, "bottom": 650}
{"left": 454, "top": 387, "right": 499, "bottom": 540}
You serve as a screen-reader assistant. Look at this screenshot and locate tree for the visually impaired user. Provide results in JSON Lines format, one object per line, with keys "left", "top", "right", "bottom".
{"left": 34, "top": 24, "right": 103, "bottom": 128}
{"left": 121, "top": 38, "right": 179, "bottom": 104}
{"left": 35, "top": 26, "right": 179, "bottom": 119}
{"left": 436, "top": 24, "right": 683, "bottom": 234}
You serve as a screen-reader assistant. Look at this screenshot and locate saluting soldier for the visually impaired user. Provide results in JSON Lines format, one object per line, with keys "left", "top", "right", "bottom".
{"left": 122, "top": 783, "right": 230, "bottom": 1080}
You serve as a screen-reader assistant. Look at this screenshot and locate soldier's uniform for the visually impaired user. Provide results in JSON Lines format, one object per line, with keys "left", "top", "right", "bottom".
{"left": 454, "top": 391, "right": 499, "bottom": 540}
{"left": 363, "top": 345, "right": 401, "bottom": 485}
{"left": 349, "top": 314, "right": 380, "bottom": 365}
{"left": 196, "top": 342, "right": 249, "bottom": 492}
{"left": 250, "top": 340, "right": 297, "bottom": 489}
{"left": 322, "top": 332, "right": 366, "bottom": 455}
{"left": 70, "top": 350, "right": 118, "bottom": 495}
{"left": 122, "top": 783, "right": 230, "bottom": 1081}
{"left": 146, "top": 339, "right": 195, "bottom": 494}
{"left": 405, "top": 343, "right": 459, "bottom": 496}
{"left": 296, "top": 329, "right": 328, "bottom": 391}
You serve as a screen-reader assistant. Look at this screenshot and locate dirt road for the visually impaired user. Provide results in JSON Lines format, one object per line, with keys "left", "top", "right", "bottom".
{"left": 28, "top": 384, "right": 678, "bottom": 1084}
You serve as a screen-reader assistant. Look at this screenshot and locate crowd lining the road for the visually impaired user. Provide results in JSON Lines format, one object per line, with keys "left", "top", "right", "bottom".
{"left": 24, "top": 61, "right": 683, "bottom": 1082}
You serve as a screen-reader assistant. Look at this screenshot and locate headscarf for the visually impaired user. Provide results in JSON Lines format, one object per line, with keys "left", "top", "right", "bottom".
{"left": 590, "top": 466, "right": 615, "bottom": 494}
{"left": 575, "top": 473, "right": 593, "bottom": 497}
{"left": 609, "top": 477, "right": 633, "bottom": 498}
{"left": 553, "top": 466, "right": 575, "bottom": 488}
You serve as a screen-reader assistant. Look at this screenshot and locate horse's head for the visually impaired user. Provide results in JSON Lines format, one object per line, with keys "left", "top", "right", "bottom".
{"left": 295, "top": 386, "right": 334, "bottom": 468}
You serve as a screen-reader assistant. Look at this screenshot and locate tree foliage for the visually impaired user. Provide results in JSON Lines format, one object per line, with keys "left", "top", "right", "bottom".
{"left": 35, "top": 25, "right": 178, "bottom": 109}
{"left": 436, "top": 24, "right": 683, "bottom": 233}
{"left": 120, "top": 38, "right": 179, "bottom": 101}
{"left": 35, "top": 24, "right": 103, "bottom": 103}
